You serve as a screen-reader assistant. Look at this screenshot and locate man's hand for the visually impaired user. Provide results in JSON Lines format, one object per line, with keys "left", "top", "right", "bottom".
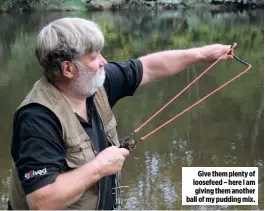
{"left": 26, "top": 146, "right": 129, "bottom": 210}
{"left": 94, "top": 146, "right": 130, "bottom": 177}
{"left": 199, "top": 43, "right": 236, "bottom": 63}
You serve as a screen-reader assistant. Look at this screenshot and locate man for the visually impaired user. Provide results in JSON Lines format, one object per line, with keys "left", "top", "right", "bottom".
{"left": 8, "top": 17, "right": 233, "bottom": 210}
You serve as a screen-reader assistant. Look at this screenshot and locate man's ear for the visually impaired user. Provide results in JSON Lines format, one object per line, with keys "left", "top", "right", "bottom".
{"left": 61, "top": 61, "right": 75, "bottom": 79}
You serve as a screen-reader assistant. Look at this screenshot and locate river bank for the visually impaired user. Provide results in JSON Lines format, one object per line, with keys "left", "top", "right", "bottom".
{"left": 0, "top": 0, "right": 264, "bottom": 12}
{"left": 87, "top": 0, "right": 264, "bottom": 11}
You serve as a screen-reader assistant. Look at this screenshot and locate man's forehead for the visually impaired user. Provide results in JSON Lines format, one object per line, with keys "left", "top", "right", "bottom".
{"left": 81, "top": 52, "right": 100, "bottom": 60}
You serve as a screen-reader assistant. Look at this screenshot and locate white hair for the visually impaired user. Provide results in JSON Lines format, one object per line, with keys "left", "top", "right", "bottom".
{"left": 35, "top": 17, "right": 104, "bottom": 82}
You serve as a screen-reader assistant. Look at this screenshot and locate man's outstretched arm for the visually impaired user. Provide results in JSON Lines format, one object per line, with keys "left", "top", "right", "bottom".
{"left": 139, "top": 44, "right": 233, "bottom": 86}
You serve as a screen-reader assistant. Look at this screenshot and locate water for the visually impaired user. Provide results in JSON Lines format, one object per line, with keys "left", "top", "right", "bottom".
{"left": 0, "top": 9, "right": 263, "bottom": 210}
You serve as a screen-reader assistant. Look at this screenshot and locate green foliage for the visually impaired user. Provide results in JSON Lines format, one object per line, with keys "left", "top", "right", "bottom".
{"left": 0, "top": 0, "right": 86, "bottom": 11}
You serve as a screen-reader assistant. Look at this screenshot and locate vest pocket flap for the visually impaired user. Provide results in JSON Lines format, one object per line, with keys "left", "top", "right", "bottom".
{"left": 65, "top": 133, "right": 88, "bottom": 147}
{"left": 65, "top": 141, "right": 96, "bottom": 168}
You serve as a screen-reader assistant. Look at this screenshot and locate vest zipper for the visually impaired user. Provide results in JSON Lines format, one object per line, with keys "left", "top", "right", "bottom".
{"left": 96, "top": 182, "right": 100, "bottom": 210}
{"left": 94, "top": 105, "right": 116, "bottom": 147}
{"left": 88, "top": 140, "right": 100, "bottom": 210}
{"left": 92, "top": 105, "right": 115, "bottom": 209}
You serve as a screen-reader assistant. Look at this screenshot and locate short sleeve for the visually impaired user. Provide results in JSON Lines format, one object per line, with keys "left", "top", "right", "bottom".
{"left": 11, "top": 104, "right": 66, "bottom": 194}
{"left": 103, "top": 59, "right": 143, "bottom": 107}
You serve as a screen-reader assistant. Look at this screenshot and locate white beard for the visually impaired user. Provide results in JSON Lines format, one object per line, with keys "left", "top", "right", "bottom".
{"left": 70, "top": 61, "right": 106, "bottom": 98}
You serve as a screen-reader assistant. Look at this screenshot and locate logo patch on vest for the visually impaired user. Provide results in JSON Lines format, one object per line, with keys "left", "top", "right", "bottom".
{"left": 24, "top": 168, "right": 47, "bottom": 180}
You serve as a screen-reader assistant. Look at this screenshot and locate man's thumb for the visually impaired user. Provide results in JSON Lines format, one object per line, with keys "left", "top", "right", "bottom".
{"left": 119, "top": 148, "right": 130, "bottom": 157}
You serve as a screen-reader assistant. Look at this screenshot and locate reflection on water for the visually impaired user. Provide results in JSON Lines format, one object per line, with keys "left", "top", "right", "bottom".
{"left": 0, "top": 9, "right": 263, "bottom": 210}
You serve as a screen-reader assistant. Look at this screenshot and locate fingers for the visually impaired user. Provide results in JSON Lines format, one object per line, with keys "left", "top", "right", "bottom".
{"left": 222, "top": 55, "right": 233, "bottom": 60}
{"left": 228, "top": 43, "right": 237, "bottom": 57}
{"left": 108, "top": 146, "right": 130, "bottom": 157}
{"left": 119, "top": 148, "right": 130, "bottom": 157}
{"left": 201, "top": 43, "right": 237, "bottom": 63}
{"left": 218, "top": 43, "right": 236, "bottom": 60}
{"left": 231, "top": 42, "right": 237, "bottom": 49}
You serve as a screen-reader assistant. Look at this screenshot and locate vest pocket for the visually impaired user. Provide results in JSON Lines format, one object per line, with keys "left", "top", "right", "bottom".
{"left": 65, "top": 140, "right": 96, "bottom": 168}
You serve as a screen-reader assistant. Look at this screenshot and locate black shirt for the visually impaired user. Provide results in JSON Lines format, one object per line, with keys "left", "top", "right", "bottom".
{"left": 10, "top": 59, "right": 143, "bottom": 210}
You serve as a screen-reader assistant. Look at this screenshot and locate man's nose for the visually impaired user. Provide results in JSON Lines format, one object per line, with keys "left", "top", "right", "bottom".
{"left": 99, "top": 54, "right": 107, "bottom": 66}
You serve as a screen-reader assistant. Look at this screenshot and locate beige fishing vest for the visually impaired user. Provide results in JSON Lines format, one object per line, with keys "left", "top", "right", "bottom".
{"left": 8, "top": 77, "right": 120, "bottom": 210}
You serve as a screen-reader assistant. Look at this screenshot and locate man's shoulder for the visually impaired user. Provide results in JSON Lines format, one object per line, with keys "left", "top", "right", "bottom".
{"left": 16, "top": 103, "right": 54, "bottom": 117}
{"left": 13, "top": 103, "right": 63, "bottom": 141}
{"left": 102, "top": 59, "right": 143, "bottom": 107}
{"left": 14, "top": 103, "right": 60, "bottom": 127}
{"left": 105, "top": 59, "right": 142, "bottom": 71}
